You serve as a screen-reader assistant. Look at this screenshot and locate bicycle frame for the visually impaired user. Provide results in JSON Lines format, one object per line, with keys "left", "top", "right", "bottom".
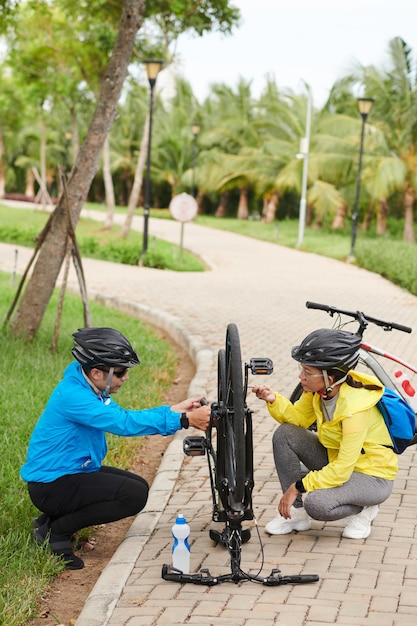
{"left": 162, "top": 323, "right": 319, "bottom": 586}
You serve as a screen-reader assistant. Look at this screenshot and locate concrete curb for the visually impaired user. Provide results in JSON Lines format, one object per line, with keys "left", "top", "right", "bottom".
{"left": 74, "top": 292, "right": 213, "bottom": 626}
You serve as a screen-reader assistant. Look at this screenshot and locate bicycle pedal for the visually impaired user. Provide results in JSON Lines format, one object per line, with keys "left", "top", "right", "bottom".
{"left": 183, "top": 436, "right": 207, "bottom": 456}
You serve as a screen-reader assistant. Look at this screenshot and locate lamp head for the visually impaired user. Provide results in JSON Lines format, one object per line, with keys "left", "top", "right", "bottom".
{"left": 357, "top": 97, "right": 375, "bottom": 119}
{"left": 143, "top": 59, "right": 164, "bottom": 86}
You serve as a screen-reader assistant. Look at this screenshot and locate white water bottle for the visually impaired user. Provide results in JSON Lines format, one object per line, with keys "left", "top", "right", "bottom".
{"left": 394, "top": 370, "right": 417, "bottom": 411}
{"left": 171, "top": 514, "right": 191, "bottom": 574}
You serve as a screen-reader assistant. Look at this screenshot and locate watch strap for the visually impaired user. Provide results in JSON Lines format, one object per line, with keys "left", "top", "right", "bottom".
{"left": 295, "top": 479, "right": 306, "bottom": 493}
{"left": 180, "top": 412, "right": 189, "bottom": 429}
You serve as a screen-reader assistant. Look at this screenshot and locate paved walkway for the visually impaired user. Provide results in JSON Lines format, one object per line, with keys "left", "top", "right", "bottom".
{"left": 2, "top": 208, "right": 417, "bottom": 626}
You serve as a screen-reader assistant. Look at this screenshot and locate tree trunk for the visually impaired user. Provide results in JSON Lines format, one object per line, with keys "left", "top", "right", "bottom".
{"left": 103, "top": 135, "right": 116, "bottom": 229}
{"left": 121, "top": 111, "right": 149, "bottom": 237}
{"left": 70, "top": 108, "right": 80, "bottom": 163}
{"left": 376, "top": 198, "right": 388, "bottom": 235}
{"left": 0, "top": 123, "right": 5, "bottom": 198}
{"left": 331, "top": 202, "right": 347, "bottom": 230}
{"left": 196, "top": 189, "right": 204, "bottom": 214}
{"left": 262, "top": 191, "right": 278, "bottom": 223}
{"left": 361, "top": 200, "right": 374, "bottom": 232}
{"left": 25, "top": 168, "right": 35, "bottom": 197}
{"left": 10, "top": 0, "right": 146, "bottom": 339}
{"left": 306, "top": 203, "right": 313, "bottom": 226}
{"left": 38, "top": 117, "right": 48, "bottom": 209}
{"left": 215, "top": 191, "right": 228, "bottom": 217}
{"left": 403, "top": 185, "right": 415, "bottom": 243}
{"left": 237, "top": 187, "right": 249, "bottom": 219}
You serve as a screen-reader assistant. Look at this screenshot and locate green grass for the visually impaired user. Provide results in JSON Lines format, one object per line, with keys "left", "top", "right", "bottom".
{"left": 0, "top": 272, "right": 178, "bottom": 625}
{"left": 0, "top": 204, "right": 205, "bottom": 272}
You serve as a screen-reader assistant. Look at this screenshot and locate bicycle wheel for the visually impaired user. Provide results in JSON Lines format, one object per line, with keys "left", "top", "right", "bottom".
{"left": 290, "top": 382, "right": 303, "bottom": 403}
{"left": 223, "top": 323, "right": 246, "bottom": 508}
{"left": 290, "top": 382, "right": 317, "bottom": 432}
{"left": 218, "top": 348, "right": 227, "bottom": 405}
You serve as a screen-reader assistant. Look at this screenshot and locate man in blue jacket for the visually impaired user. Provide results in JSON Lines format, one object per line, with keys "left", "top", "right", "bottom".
{"left": 21, "top": 327, "right": 210, "bottom": 569}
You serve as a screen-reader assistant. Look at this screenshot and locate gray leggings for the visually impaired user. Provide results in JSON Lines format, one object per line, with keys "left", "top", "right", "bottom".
{"left": 272, "top": 423, "right": 394, "bottom": 521}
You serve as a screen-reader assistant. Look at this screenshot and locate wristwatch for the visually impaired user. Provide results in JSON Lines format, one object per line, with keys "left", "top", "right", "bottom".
{"left": 295, "top": 479, "right": 306, "bottom": 493}
{"left": 180, "top": 412, "right": 189, "bottom": 429}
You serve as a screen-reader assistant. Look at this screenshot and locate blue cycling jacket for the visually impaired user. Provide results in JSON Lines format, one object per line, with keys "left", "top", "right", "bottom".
{"left": 20, "top": 361, "right": 181, "bottom": 483}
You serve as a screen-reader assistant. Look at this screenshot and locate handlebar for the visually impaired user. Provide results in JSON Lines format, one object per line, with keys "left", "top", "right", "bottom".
{"left": 306, "top": 301, "right": 412, "bottom": 335}
{"left": 162, "top": 564, "right": 319, "bottom": 586}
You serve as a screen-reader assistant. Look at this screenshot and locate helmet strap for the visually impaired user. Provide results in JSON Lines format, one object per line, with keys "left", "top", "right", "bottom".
{"left": 321, "top": 370, "right": 348, "bottom": 398}
{"left": 103, "top": 367, "right": 114, "bottom": 398}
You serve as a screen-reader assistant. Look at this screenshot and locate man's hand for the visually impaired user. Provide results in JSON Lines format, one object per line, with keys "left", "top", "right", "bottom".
{"left": 187, "top": 404, "right": 211, "bottom": 431}
{"left": 171, "top": 396, "right": 211, "bottom": 431}
{"left": 171, "top": 395, "right": 206, "bottom": 413}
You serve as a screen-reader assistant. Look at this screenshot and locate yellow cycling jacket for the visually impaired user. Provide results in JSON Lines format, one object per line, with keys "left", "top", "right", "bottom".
{"left": 266, "top": 370, "right": 398, "bottom": 491}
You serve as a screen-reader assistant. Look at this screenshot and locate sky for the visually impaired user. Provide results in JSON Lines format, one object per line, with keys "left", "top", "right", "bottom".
{"left": 160, "top": 0, "right": 417, "bottom": 107}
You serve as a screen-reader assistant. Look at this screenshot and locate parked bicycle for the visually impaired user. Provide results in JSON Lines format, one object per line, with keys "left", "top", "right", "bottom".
{"left": 290, "top": 302, "right": 417, "bottom": 407}
{"left": 162, "top": 323, "right": 320, "bottom": 586}
{"left": 289, "top": 302, "right": 417, "bottom": 448}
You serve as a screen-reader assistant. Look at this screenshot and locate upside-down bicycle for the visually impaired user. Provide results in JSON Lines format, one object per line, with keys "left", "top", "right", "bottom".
{"left": 162, "top": 322, "right": 320, "bottom": 586}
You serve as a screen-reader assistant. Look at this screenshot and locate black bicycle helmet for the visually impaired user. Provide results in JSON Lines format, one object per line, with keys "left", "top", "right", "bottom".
{"left": 72, "top": 327, "right": 140, "bottom": 369}
{"left": 291, "top": 328, "right": 361, "bottom": 372}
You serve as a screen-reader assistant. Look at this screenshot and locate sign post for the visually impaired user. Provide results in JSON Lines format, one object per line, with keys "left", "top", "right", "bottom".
{"left": 169, "top": 193, "right": 198, "bottom": 263}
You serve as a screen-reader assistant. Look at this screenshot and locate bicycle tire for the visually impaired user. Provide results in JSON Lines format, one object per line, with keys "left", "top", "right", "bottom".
{"left": 290, "top": 382, "right": 317, "bottom": 432}
{"left": 224, "top": 323, "right": 246, "bottom": 508}
{"left": 215, "top": 348, "right": 227, "bottom": 511}
{"left": 290, "top": 382, "right": 303, "bottom": 403}
{"left": 218, "top": 348, "right": 227, "bottom": 404}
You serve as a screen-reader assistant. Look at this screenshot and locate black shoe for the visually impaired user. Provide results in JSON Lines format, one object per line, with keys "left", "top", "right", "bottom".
{"left": 49, "top": 533, "right": 84, "bottom": 570}
{"left": 32, "top": 513, "right": 50, "bottom": 529}
{"left": 33, "top": 518, "right": 51, "bottom": 545}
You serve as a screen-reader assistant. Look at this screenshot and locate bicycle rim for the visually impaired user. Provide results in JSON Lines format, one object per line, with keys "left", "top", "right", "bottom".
{"left": 218, "top": 348, "right": 227, "bottom": 404}
{"left": 224, "top": 323, "right": 246, "bottom": 507}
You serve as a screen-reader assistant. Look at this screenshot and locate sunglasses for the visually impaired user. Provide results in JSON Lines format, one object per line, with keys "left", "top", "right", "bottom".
{"left": 97, "top": 367, "right": 129, "bottom": 379}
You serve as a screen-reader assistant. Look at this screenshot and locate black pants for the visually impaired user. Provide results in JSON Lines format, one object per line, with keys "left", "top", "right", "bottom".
{"left": 28, "top": 466, "right": 149, "bottom": 537}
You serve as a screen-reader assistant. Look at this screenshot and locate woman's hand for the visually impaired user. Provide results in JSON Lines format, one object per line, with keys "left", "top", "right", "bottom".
{"left": 252, "top": 384, "right": 276, "bottom": 404}
{"left": 278, "top": 483, "right": 299, "bottom": 519}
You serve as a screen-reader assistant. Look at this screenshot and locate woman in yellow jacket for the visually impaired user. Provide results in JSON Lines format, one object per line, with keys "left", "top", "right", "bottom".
{"left": 253, "top": 328, "right": 398, "bottom": 540}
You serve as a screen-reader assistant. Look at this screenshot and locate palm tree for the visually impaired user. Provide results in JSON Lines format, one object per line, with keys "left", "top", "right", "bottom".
{"left": 196, "top": 78, "right": 263, "bottom": 218}
{"left": 351, "top": 37, "right": 417, "bottom": 243}
{"left": 255, "top": 83, "right": 350, "bottom": 227}
{"left": 150, "top": 77, "right": 201, "bottom": 201}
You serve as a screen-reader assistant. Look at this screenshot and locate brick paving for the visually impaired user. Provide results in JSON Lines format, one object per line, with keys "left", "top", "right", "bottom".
{"left": 1, "top": 208, "right": 417, "bottom": 626}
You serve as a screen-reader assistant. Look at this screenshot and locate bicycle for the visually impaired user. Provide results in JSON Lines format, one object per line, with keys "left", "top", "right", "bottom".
{"left": 162, "top": 322, "right": 320, "bottom": 586}
{"left": 290, "top": 302, "right": 417, "bottom": 438}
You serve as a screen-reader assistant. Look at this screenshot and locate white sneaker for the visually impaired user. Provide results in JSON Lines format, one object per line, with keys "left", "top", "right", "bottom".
{"left": 265, "top": 506, "right": 311, "bottom": 535}
{"left": 342, "top": 505, "right": 379, "bottom": 539}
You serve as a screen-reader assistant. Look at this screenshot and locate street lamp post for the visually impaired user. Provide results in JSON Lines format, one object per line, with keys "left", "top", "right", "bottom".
{"left": 348, "top": 97, "right": 374, "bottom": 260}
{"left": 141, "top": 59, "right": 163, "bottom": 261}
{"left": 296, "top": 86, "right": 312, "bottom": 248}
{"left": 191, "top": 123, "right": 200, "bottom": 198}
